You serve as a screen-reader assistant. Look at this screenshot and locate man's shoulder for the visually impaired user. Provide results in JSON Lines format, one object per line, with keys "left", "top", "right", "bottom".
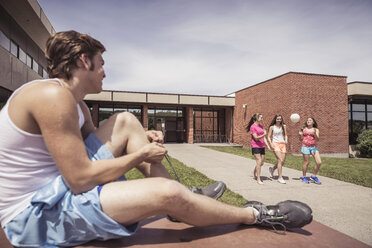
{"left": 13, "top": 80, "right": 75, "bottom": 113}
{"left": 23, "top": 80, "right": 72, "bottom": 100}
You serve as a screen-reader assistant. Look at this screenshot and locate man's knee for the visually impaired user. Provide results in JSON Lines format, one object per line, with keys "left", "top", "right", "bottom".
{"left": 156, "top": 178, "right": 189, "bottom": 206}
{"left": 114, "top": 112, "right": 140, "bottom": 128}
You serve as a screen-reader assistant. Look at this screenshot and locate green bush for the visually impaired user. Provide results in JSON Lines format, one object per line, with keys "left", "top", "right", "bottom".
{"left": 356, "top": 130, "right": 372, "bottom": 158}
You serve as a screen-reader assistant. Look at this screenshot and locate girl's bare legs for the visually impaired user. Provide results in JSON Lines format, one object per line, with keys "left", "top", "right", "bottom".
{"left": 274, "top": 151, "right": 286, "bottom": 179}
{"left": 312, "top": 151, "right": 322, "bottom": 175}
{"left": 302, "top": 154, "right": 310, "bottom": 177}
{"left": 253, "top": 154, "right": 265, "bottom": 184}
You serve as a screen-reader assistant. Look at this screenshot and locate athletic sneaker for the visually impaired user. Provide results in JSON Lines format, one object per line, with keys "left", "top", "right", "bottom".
{"left": 277, "top": 177, "right": 286, "bottom": 184}
{"left": 269, "top": 167, "right": 274, "bottom": 177}
{"left": 300, "top": 177, "right": 309, "bottom": 184}
{"left": 167, "top": 181, "right": 227, "bottom": 222}
{"left": 310, "top": 175, "right": 322, "bottom": 185}
{"left": 189, "top": 181, "right": 227, "bottom": 200}
{"left": 244, "top": 200, "right": 313, "bottom": 233}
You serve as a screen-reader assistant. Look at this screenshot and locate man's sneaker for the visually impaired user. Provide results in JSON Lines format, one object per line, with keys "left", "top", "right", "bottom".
{"left": 269, "top": 167, "right": 274, "bottom": 177}
{"left": 309, "top": 175, "right": 322, "bottom": 185}
{"left": 167, "top": 181, "right": 227, "bottom": 222}
{"left": 300, "top": 177, "right": 309, "bottom": 184}
{"left": 189, "top": 181, "right": 227, "bottom": 200}
{"left": 244, "top": 200, "right": 313, "bottom": 233}
{"left": 278, "top": 177, "right": 286, "bottom": 184}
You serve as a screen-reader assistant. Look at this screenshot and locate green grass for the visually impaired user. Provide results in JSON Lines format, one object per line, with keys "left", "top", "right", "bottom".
{"left": 125, "top": 156, "right": 247, "bottom": 207}
{"left": 201, "top": 146, "right": 372, "bottom": 188}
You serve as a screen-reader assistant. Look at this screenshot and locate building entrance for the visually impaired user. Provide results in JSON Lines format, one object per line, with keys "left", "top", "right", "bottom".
{"left": 193, "top": 108, "right": 226, "bottom": 143}
{"left": 148, "top": 107, "right": 185, "bottom": 143}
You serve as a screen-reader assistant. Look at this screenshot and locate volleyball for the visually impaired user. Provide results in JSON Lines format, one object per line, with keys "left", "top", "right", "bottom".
{"left": 290, "top": 113, "right": 300, "bottom": 123}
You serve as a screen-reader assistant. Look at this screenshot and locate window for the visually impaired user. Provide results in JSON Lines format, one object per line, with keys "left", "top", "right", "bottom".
{"left": 349, "top": 101, "right": 372, "bottom": 144}
{"left": 10, "top": 40, "right": 18, "bottom": 57}
{"left": 98, "top": 107, "right": 113, "bottom": 125}
{"left": 367, "top": 104, "right": 372, "bottom": 112}
{"left": 43, "top": 68, "right": 48, "bottom": 79}
{"left": 352, "top": 104, "right": 365, "bottom": 111}
{"left": 147, "top": 107, "right": 182, "bottom": 130}
{"left": 193, "top": 108, "right": 226, "bottom": 143}
{"left": 0, "top": 31, "right": 10, "bottom": 51}
{"left": 38, "top": 65, "right": 43, "bottom": 76}
{"left": 33, "top": 61, "right": 39, "bottom": 73}
{"left": 113, "top": 105, "right": 142, "bottom": 122}
{"left": 26, "top": 54, "right": 32, "bottom": 68}
{"left": 368, "top": 112, "right": 372, "bottom": 129}
{"left": 19, "top": 47, "right": 26, "bottom": 63}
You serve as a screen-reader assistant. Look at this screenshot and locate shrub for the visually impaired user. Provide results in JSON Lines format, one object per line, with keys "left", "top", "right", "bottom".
{"left": 356, "top": 130, "right": 372, "bottom": 158}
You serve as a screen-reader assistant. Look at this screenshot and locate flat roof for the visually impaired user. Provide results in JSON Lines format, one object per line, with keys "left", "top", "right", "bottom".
{"left": 84, "top": 90, "right": 235, "bottom": 107}
{"left": 234, "top": 71, "right": 347, "bottom": 94}
{"left": 347, "top": 81, "right": 372, "bottom": 97}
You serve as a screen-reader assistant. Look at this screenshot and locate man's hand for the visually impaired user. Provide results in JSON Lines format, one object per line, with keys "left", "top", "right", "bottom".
{"left": 141, "top": 142, "right": 167, "bottom": 164}
{"left": 146, "top": 130, "right": 164, "bottom": 143}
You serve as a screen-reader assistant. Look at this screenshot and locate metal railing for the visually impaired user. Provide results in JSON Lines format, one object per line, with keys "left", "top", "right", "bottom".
{"left": 193, "top": 134, "right": 228, "bottom": 143}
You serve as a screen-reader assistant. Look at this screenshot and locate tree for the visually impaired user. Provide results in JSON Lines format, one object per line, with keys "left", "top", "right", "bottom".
{"left": 356, "top": 130, "right": 372, "bottom": 158}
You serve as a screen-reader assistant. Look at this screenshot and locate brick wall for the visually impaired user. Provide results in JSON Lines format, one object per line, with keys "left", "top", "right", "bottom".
{"left": 225, "top": 108, "right": 233, "bottom": 143}
{"left": 186, "top": 106, "right": 194, "bottom": 143}
{"left": 142, "top": 104, "right": 148, "bottom": 130}
{"left": 234, "top": 72, "right": 349, "bottom": 154}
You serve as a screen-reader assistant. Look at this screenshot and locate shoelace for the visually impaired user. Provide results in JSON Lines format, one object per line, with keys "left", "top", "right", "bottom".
{"left": 255, "top": 205, "right": 287, "bottom": 235}
{"left": 189, "top": 187, "right": 203, "bottom": 194}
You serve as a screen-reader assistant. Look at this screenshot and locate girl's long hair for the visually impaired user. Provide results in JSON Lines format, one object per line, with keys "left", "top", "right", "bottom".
{"left": 269, "top": 114, "right": 286, "bottom": 137}
{"left": 304, "top": 117, "right": 318, "bottom": 128}
{"left": 246, "top": 113, "right": 261, "bottom": 132}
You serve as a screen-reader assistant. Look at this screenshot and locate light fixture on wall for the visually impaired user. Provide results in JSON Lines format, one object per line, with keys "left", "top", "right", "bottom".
{"left": 242, "top": 104, "right": 247, "bottom": 109}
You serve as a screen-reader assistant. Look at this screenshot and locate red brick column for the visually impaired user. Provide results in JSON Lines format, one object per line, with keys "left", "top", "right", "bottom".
{"left": 186, "top": 106, "right": 194, "bottom": 143}
{"left": 225, "top": 107, "right": 233, "bottom": 143}
{"left": 92, "top": 103, "right": 99, "bottom": 128}
{"left": 142, "top": 104, "right": 148, "bottom": 130}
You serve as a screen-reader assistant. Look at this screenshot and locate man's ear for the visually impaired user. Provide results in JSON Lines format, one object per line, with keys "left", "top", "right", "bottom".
{"left": 77, "top": 53, "right": 91, "bottom": 70}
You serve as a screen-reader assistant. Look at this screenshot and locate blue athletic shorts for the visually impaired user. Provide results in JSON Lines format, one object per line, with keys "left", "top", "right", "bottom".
{"left": 301, "top": 146, "right": 319, "bottom": 155}
{"left": 3, "top": 133, "right": 138, "bottom": 247}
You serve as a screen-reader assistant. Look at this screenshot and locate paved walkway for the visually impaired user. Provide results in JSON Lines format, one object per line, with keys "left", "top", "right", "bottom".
{"left": 165, "top": 143, "right": 372, "bottom": 246}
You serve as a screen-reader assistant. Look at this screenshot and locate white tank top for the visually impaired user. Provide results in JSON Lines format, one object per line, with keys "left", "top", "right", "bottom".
{"left": 272, "top": 125, "right": 285, "bottom": 143}
{"left": 0, "top": 78, "right": 85, "bottom": 227}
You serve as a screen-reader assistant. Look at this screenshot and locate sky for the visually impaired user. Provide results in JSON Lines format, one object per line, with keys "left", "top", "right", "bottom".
{"left": 38, "top": 0, "right": 372, "bottom": 96}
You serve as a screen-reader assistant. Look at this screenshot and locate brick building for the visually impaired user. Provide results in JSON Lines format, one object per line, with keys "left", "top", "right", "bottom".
{"left": 234, "top": 72, "right": 349, "bottom": 156}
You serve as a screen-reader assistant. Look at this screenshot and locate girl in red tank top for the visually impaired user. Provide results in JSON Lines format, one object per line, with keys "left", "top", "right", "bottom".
{"left": 298, "top": 117, "right": 322, "bottom": 184}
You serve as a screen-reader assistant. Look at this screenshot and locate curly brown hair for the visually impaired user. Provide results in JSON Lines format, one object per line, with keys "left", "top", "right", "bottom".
{"left": 46, "top": 30, "right": 106, "bottom": 80}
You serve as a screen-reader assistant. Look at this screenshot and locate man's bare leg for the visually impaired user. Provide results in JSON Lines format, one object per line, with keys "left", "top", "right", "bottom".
{"left": 93, "top": 112, "right": 171, "bottom": 178}
{"left": 99, "top": 177, "right": 255, "bottom": 226}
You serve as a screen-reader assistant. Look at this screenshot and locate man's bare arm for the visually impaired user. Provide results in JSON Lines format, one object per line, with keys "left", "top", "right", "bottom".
{"left": 30, "top": 86, "right": 165, "bottom": 194}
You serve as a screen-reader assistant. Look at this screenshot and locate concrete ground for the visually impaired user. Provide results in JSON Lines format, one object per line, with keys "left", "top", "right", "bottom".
{"left": 165, "top": 143, "right": 372, "bottom": 247}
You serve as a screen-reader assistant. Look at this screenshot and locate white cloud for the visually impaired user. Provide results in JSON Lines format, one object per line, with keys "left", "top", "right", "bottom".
{"left": 39, "top": 0, "right": 372, "bottom": 94}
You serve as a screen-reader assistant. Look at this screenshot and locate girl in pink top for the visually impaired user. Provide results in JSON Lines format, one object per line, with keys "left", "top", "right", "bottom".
{"left": 299, "top": 117, "right": 322, "bottom": 184}
{"left": 246, "top": 113, "right": 270, "bottom": 185}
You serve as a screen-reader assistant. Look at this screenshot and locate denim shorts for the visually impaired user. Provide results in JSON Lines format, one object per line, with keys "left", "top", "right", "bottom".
{"left": 3, "top": 133, "right": 138, "bottom": 247}
{"left": 301, "top": 146, "right": 319, "bottom": 155}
